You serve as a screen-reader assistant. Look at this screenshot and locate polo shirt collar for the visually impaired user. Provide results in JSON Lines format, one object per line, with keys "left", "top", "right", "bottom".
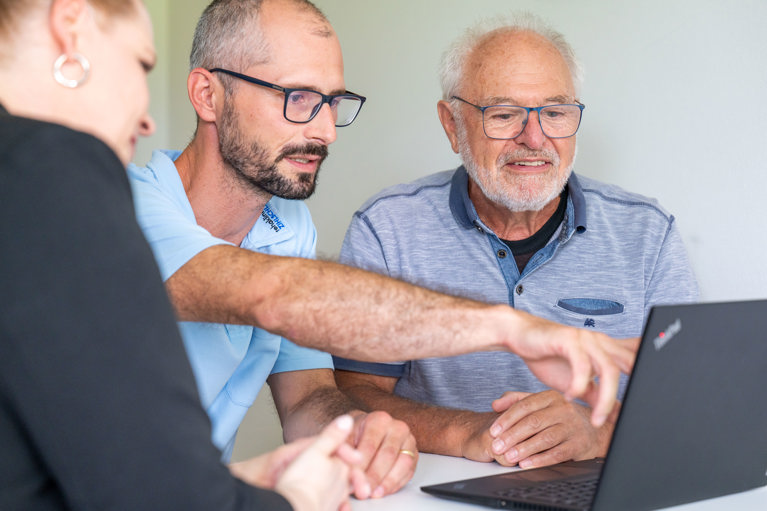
{"left": 448, "top": 166, "right": 478, "bottom": 229}
{"left": 568, "top": 172, "right": 588, "bottom": 232}
{"left": 448, "top": 165, "right": 588, "bottom": 232}
{"left": 242, "top": 200, "right": 296, "bottom": 250}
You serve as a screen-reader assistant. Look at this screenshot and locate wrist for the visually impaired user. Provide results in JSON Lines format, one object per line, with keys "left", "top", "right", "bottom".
{"left": 594, "top": 402, "right": 620, "bottom": 456}
{"left": 276, "top": 481, "right": 313, "bottom": 511}
{"left": 485, "top": 304, "right": 526, "bottom": 353}
{"left": 456, "top": 411, "right": 498, "bottom": 461}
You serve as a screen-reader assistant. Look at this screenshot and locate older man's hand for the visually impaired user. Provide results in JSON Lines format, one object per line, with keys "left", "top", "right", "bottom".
{"left": 502, "top": 309, "right": 638, "bottom": 427}
{"left": 487, "top": 390, "right": 620, "bottom": 468}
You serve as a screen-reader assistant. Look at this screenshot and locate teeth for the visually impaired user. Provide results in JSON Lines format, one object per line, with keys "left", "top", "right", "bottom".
{"left": 516, "top": 161, "right": 546, "bottom": 166}
{"left": 293, "top": 158, "right": 310, "bottom": 163}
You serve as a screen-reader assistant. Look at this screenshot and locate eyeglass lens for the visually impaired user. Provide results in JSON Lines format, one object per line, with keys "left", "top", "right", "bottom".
{"left": 286, "top": 90, "right": 363, "bottom": 127}
{"left": 483, "top": 105, "right": 582, "bottom": 139}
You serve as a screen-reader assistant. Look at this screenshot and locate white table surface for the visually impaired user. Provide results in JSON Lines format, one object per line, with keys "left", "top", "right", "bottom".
{"left": 351, "top": 453, "right": 767, "bottom": 510}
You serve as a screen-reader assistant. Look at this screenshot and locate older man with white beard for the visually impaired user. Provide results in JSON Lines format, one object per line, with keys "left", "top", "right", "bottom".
{"left": 334, "top": 13, "right": 698, "bottom": 470}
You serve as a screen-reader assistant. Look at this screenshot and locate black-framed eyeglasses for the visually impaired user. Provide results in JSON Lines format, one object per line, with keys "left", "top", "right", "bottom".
{"left": 210, "top": 68, "right": 366, "bottom": 127}
{"left": 452, "top": 96, "right": 584, "bottom": 140}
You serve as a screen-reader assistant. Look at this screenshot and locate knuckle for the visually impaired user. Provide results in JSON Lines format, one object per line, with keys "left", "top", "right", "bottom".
{"left": 513, "top": 400, "right": 535, "bottom": 419}
{"left": 379, "top": 441, "right": 400, "bottom": 460}
{"left": 391, "top": 418, "right": 409, "bottom": 436}
{"left": 367, "top": 410, "right": 391, "bottom": 424}
{"left": 554, "top": 445, "right": 575, "bottom": 462}
{"left": 365, "top": 461, "right": 386, "bottom": 481}
{"left": 540, "top": 431, "right": 556, "bottom": 446}
{"left": 539, "top": 428, "right": 561, "bottom": 447}
{"left": 524, "top": 413, "right": 543, "bottom": 430}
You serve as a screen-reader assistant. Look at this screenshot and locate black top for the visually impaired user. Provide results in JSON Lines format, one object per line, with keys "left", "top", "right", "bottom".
{"left": 501, "top": 185, "right": 568, "bottom": 274}
{"left": 0, "top": 106, "right": 291, "bottom": 511}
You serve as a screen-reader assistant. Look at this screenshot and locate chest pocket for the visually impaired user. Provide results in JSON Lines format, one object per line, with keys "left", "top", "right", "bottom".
{"left": 554, "top": 297, "right": 626, "bottom": 331}
{"left": 556, "top": 298, "right": 624, "bottom": 315}
{"left": 551, "top": 295, "right": 649, "bottom": 344}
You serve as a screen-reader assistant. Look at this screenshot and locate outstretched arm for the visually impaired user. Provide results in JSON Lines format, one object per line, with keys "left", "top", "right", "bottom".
{"left": 167, "top": 245, "right": 637, "bottom": 425}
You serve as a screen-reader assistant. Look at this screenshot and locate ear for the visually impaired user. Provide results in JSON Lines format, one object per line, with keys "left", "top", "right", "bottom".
{"left": 437, "top": 100, "right": 460, "bottom": 154}
{"left": 188, "top": 68, "right": 221, "bottom": 124}
{"left": 49, "top": 0, "right": 89, "bottom": 55}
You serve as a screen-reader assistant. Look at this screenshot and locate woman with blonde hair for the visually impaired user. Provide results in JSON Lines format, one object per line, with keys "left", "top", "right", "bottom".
{"left": 0, "top": 1, "right": 363, "bottom": 510}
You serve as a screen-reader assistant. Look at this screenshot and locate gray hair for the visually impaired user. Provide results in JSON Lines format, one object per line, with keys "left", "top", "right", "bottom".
{"left": 189, "top": 0, "right": 329, "bottom": 80}
{"left": 439, "top": 12, "right": 583, "bottom": 101}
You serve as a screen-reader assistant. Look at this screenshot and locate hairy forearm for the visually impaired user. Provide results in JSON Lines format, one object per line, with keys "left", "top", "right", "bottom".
{"left": 168, "top": 245, "right": 516, "bottom": 362}
{"left": 340, "top": 381, "right": 495, "bottom": 458}
{"left": 278, "top": 385, "right": 359, "bottom": 443}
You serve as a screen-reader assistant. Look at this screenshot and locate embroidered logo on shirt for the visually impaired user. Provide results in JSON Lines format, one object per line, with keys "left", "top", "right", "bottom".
{"left": 261, "top": 204, "right": 285, "bottom": 233}
{"left": 584, "top": 318, "right": 596, "bottom": 328}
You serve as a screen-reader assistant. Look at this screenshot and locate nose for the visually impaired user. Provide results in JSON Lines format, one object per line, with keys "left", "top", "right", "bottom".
{"left": 138, "top": 112, "right": 156, "bottom": 137}
{"left": 305, "top": 102, "right": 337, "bottom": 145}
{"left": 513, "top": 110, "right": 546, "bottom": 149}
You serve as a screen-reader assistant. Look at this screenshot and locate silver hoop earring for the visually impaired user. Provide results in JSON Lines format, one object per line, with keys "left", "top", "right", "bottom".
{"left": 53, "top": 53, "right": 91, "bottom": 89}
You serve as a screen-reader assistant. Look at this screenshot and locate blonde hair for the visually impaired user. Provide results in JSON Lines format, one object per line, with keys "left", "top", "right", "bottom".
{"left": 0, "top": 0, "right": 139, "bottom": 41}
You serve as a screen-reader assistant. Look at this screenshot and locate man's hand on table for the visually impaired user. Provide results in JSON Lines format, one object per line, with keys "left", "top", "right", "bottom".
{"left": 487, "top": 390, "right": 619, "bottom": 468}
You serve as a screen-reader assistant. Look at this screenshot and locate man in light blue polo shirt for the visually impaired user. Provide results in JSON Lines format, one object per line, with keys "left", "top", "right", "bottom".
{"left": 334, "top": 14, "right": 697, "bottom": 471}
{"left": 130, "top": 149, "right": 331, "bottom": 459}
{"left": 128, "top": 0, "right": 417, "bottom": 499}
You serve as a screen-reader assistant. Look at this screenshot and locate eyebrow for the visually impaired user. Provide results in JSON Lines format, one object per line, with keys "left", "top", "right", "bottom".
{"left": 483, "top": 94, "right": 575, "bottom": 105}
{"left": 282, "top": 83, "right": 348, "bottom": 95}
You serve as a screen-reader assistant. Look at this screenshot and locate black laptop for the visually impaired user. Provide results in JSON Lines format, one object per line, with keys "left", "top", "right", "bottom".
{"left": 422, "top": 300, "right": 767, "bottom": 510}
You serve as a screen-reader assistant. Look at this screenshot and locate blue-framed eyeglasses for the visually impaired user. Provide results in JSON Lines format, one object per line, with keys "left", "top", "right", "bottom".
{"left": 209, "top": 68, "right": 366, "bottom": 127}
{"left": 452, "top": 96, "right": 585, "bottom": 140}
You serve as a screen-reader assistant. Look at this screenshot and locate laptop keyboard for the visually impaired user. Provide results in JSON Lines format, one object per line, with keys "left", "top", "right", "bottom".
{"left": 495, "top": 476, "right": 599, "bottom": 509}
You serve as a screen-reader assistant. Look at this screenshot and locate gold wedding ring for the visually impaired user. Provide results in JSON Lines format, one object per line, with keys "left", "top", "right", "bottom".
{"left": 399, "top": 449, "right": 417, "bottom": 459}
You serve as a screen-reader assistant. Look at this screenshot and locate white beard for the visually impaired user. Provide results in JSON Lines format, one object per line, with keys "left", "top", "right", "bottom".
{"left": 457, "top": 121, "right": 575, "bottom": 212}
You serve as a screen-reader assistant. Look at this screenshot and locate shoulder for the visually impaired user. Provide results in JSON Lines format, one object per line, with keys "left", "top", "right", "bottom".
{"left": 575, "top": 173, "right": 673, "bottom": 223}
{"left": 1, "top": 112, "right": 89, "bottom": 148}
{"left": 355, "top": 170, "right": 455, "bottom": 217}
{"left": 127, "top": 149, "right": 182, "bottom": 188}
{"left": 0, "top": 115, "right": 130, "bottom": 215}
{"left": 127, "top": 150, "right": 192, "bottom": 220}
{"left": 1, "top": 114, "right": 122, "bottom": 179}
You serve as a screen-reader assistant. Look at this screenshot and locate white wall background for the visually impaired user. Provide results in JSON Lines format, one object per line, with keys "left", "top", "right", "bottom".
{"left": 137, "top": 0, "right": 767, "bottom": 459}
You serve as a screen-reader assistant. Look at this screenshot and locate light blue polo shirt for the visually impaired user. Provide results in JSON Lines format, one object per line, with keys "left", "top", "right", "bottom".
{"left": 334, "top": 167, "right": 698, "bottom": 410}
{"left": 128, "top": 150, "right": 332, "bottom": 459}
